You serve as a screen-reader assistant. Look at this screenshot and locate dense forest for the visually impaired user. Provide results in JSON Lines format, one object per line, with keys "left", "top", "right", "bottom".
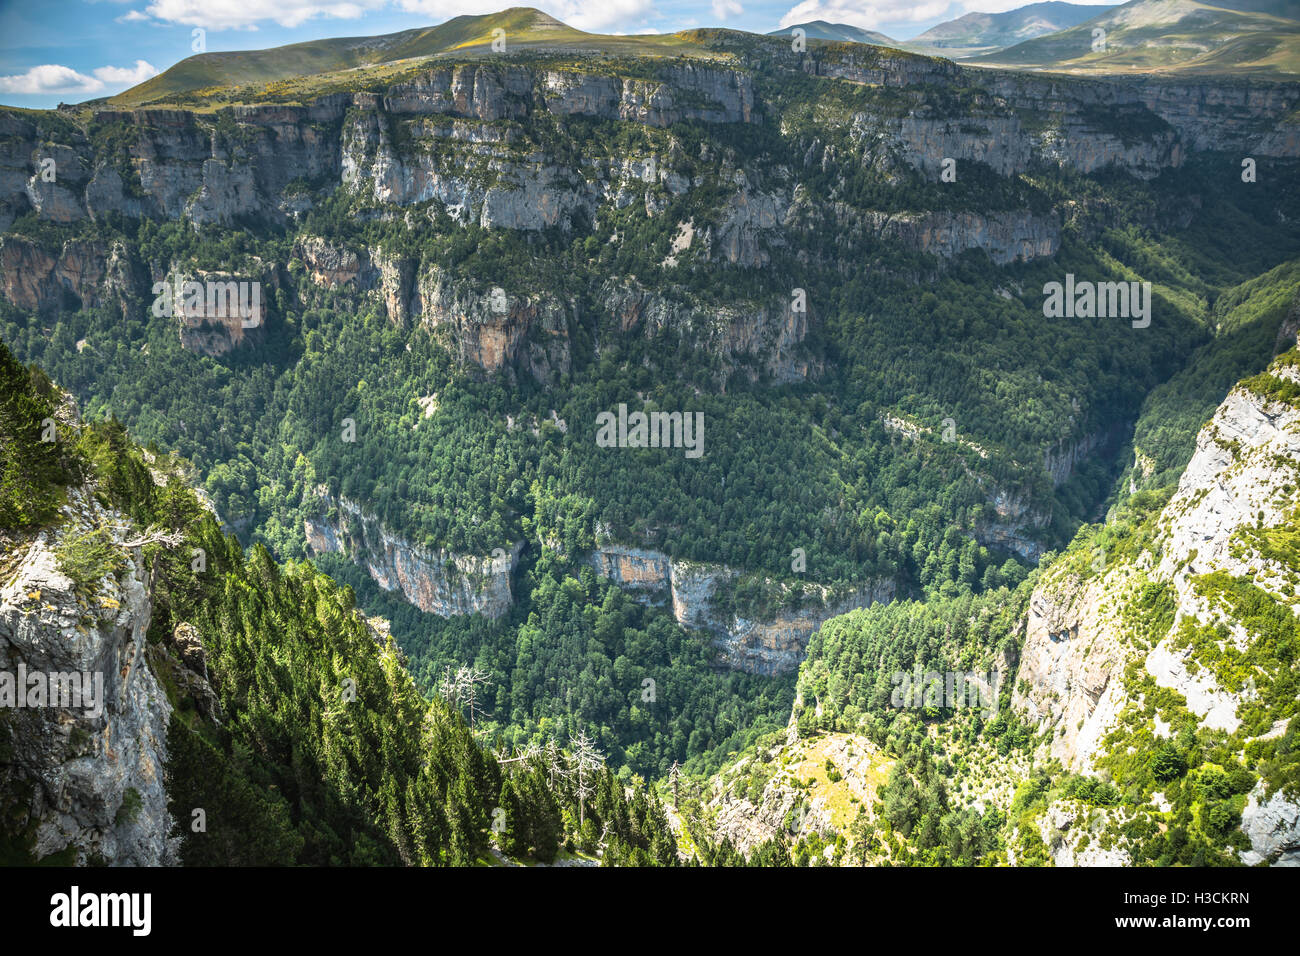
{"left": 3, "top": 41, "right": 1300, "bottom": 862}
{"left": 1, "top": 340, "right": 678, "bottom": 865}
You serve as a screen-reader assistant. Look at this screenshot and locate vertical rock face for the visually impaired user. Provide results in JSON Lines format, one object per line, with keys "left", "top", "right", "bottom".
{"left": 976, "top": 488, "right": 1050, "bottom": 562}
{"left": 293, "top": 236, "right": 373, "bottom": 289}
{"left": 1240, "top": 783, "right": 1300, "bottom": 866}
{"left": 1012, "top": 349, "right": 1300, "bottom": 864}
{"left": 167, "top": 269, "right": 269, "bottom": 358}
{"left": 1042, "top": 428, "right": 1118, "bottom": 487}
{"left": 856, "top": 208, "right": 1060, "bottom": 265}
{"left": 303, "top": 495, "right": 521, "bottom": 619}
{"left": 414, "top": 267, "right": 572, "bottom": 382}
{"left": 0, "top": 236, "right": 121, "bottom": 313}
{"left": 601, "top": 278, "right": 816, "bottom": 384}
{"left": 1013, "top": 572, "right": 1132, "bottom": 771}
{"left": 588, "top": 544, "right": 895, "bottom": 675}
{"left": 0, "top": 489, "right": 174, "bottom": 865}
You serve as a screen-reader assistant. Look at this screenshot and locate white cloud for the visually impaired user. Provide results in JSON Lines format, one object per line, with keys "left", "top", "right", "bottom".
{"left": 0, "top": 64, "right": 103, "bottom": 95}
{"left": 0, "top": 59, "right": 159, "bottom": 95}
{"left": 116, "top": 10, "right": 151, "bottom": 22}
{"left": 93, "top": 60, "right": 160, "bottom": 84}
{"left": 712, "top": 0, "right": 743, "bottom": 20}
{"left": 144, "top": 0, "right": 385, "bottom": 30}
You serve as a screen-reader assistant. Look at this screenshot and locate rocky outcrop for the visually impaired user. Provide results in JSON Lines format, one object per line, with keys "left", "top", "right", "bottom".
{"left": 976, "top": 487, "right": 1050, "bottom": 562}
{"left": 0, "top": 235, "right": 130, "bottom": 313}
{"left": 163, "top": 267, "right": 269, "bottom": 358}
{"left": 1240, "top": 782, "right": 1300, "bottom": 866}
{"left": 1043, "top": 427, "right": 1123, "bottom": 487}
{"left": 303, "top": 494, "right": 520, "bottom": 619}
{"left": 588, "top": 544, "right": 894, "bottom": 675}
{"left": 982, "top": 72, "right": 1300, "bottom": 167}
{"left": 0, "top": 54, "right": 1295, "bottom": 246}
{"left": 293, "top": 236, "right": 373, "bottom": 289}
{"left": 0, "top": 488, "right": 175, "bottom": 865}
{"left": 414, "top": 267, "right": 571, "bottom": 381}
{"left": 857, "top": 208, "right": 1060, "bottom": 265}
{"left": 1013, "top": 570, "right": 1132, "bottom": 770}
{"left": 1016, "top": 359, "right": 1300, "bottom": 770}
{"left": 1012, "top": 349, "right": 1300, "bottom": 863}
{"left": 601, "top": 278, "right": 815, "bottom": 384}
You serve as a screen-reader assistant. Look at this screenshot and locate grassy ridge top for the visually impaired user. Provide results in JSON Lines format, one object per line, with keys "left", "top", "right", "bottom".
{"left": 90, "top": 0, "right": 1300, "bottom": 111}
{"left": 108, "top": 8, "right": 722, "bottom": 109}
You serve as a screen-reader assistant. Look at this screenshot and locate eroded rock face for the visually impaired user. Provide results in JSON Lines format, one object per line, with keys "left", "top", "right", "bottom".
{"left": 0, "top": 235, "right": 120, "bottom": 313}
{"left": 1240, "top": 782, "right": 1300, "bottom": 866}
{"left": 977, "top": 488, "right": 1050, "bottom": 562}
{"left": 293, "top": 236, "right": 373, "bottom": 289}
{"left": 1012, "top": 349, "right": 1300, "bottom": 862}
{"left": 303, "top": 494, "right": 520, "bottom": 619}
{"left": 588, "top": 544, "right": 895, "bottom": 675}
{"left": 1013, "top": 573, "right": 1131, "bottom": 771}
{"left": 1016, "top": 364, "right": 1300, "bottom": 769}
{"left": 601, "top": 278, "right": 816, "bottom": 384}
{"left": 857, "top": 208, "right": 1060, "bottom": 265}
{"left": 1043, "top": 428, "right": 1119, "bottom": 487}
{"left": 165, "top": 271, "right": 269, "bottom": 358}
{"left": 415, "top": 267, "right": 571, "bottom": 381}
{"left": 0, "top": 489, "right": 175, "bottom": 865}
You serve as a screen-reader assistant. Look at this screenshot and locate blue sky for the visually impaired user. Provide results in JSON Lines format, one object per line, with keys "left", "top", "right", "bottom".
{"left": 0, "top": 0, "right": 1115, "bottom": 109}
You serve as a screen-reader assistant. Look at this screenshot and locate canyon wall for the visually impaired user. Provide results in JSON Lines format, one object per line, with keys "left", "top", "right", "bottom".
{"left": 302, "top": 493, "right": 521, "bottom": 619}
{"left": 589, "top": 543, "right": 895, "bottom": 675}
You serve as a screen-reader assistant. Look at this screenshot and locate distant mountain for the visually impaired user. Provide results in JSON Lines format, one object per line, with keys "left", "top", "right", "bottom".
{"left": 907, "top": 2, "right": 1118, "bottom": 57}
{"left": 970, "top": 0, "right": 1300, "bottom": 75}
{"left": 112, "top": 6, "right": 707, "bottom": 108}
{"left": 768, "top": 21, "right": 897, "bottom": 45}
{"left": 1207, "top": 0, "right": 1299, "bottom": 14}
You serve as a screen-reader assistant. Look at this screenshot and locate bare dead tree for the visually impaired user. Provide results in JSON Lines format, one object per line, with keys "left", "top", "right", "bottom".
{"left": 543, "top": 737, "right": 570, "bottom": 791}
{"left": 439, "top": 664, "right": 491, "bottom": 729}
{"left": 458, "top": 666, "right": 491, "bottom": 729}
{"left": 570, "top": 730, "right": 604, "bottom": 827}
{"left": 122, "top": 528, "right": 185, "bottom": 549}
{"left": 497, "top": 741, "right": 540, "bottom": 766}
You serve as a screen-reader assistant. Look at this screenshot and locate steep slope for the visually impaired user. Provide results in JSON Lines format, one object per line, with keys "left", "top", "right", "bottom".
{"left": 3, "top": 24, "right": 1300, "bottom": 786}
{"left": 0, "top": 343, "right": 678, "bottom": 866}
{"left": 1011, "top": 341, "right": 1300, "bottom": 864}
{"left": 687, "top": 321, "right": 1300, "bottom": 865}
{"left": 106, "top": 8, "right": 666, "bottom": 109}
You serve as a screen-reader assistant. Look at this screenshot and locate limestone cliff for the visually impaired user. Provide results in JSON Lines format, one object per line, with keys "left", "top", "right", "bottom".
{"left": 0, "top": 488, "right": 176, "bottom": 865}
{"left": 303, "top": 493, "right": 520, "bottom": 619}
{"left": 1013, "top": 346, "right": 1300, "bottom": 865}
{"left": 589, "top": 543, "right": 894, "bottom": 675}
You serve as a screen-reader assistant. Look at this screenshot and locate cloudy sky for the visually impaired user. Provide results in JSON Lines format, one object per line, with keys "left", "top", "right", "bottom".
{"left": 0, "top": 0, "right": 1116, "bottom": 109}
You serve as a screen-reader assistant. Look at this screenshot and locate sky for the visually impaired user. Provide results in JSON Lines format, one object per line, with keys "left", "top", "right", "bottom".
{"left": 0, "top": 0, "right": 1117, "bottom": 109}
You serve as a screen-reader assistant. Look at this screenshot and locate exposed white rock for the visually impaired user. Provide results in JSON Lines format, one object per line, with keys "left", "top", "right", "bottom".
{"left": 0, "top": 489, "right": 176, "bottom": 865}
{"left": 1240, "top": 782, "right": 1300, "bottom": 866}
